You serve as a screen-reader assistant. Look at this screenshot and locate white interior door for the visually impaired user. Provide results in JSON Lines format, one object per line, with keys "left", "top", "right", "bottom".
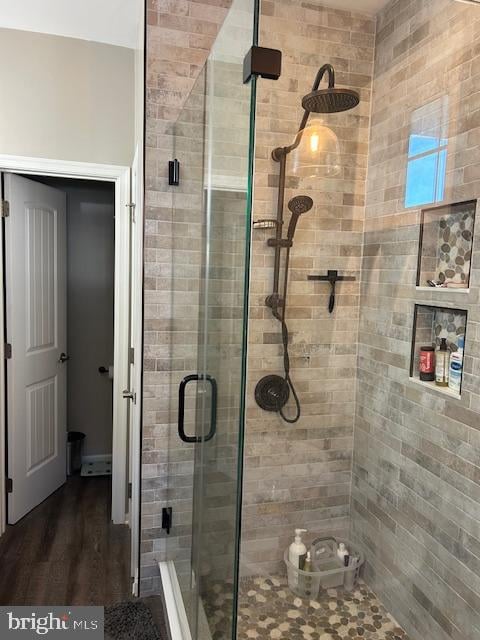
{"left": 4, "top": 173, "right": 67, "bottom": 524}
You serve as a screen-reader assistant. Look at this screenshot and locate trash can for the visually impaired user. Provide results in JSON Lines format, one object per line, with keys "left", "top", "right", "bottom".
{"left": 67, "top": 431, "right": 85, "bottom": 475}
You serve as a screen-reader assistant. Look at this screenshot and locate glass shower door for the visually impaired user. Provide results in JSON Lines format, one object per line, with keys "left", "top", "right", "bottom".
{"left": 168, "top": 1, "right": 258, "bottom": 638}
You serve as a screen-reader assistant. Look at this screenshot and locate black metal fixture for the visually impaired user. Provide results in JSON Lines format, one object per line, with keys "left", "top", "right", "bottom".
{"left": 255, "top": 374, "right": 290, "bottom": 413}
{"left": 162, "top": 507, "right": 173, "bottom": 535}
{"left": 178, "top": 373, "right": 217, "bottom": 443}
{"left": 254, "top": 64, "right": 360, "bottom": 424}
{"left": 243, "top": 46, "right": 282, "bottom": 84}
{"left": 168, "top": 159, "right": 180, "bottom": 186}
{"left": 308, "top": 270, "right": 356, "bottom": 313}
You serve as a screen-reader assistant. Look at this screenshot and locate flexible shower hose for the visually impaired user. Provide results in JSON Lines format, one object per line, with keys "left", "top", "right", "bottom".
{"left": 278, "top": 316, "right": 301, "bottom": 423}
{"left": 273, "top": 241, "right": 301, "bottom": 424}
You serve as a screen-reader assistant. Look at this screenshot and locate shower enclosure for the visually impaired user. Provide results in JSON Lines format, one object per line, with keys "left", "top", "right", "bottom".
{"left": 158, "top": 1, "right": 259, "bottom": 638}
{"left": 145, "top": 1, "right": 480, "bottom": 639}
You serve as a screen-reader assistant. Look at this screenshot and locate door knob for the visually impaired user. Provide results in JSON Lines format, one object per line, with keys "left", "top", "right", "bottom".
{"left": 58, "top": 352, "right": 70, "bottom": 363}
{"left": 123, "top": 389, "right": 136, "bottom": 403}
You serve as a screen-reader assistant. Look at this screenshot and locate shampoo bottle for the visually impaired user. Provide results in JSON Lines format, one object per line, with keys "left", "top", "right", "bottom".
{"left": 337, "top": 542, "right": 349, "bottom": 565}
{"left": 435, "top": 338, "right": 449, "bottom": 387}
{"left": 303, "top": 551, "right": 312, "bottom": 572}
{"left": 448, "top": 337, "right": 464, "bottom": 394}
{"left": 289, "top": 529, "right": 307, "bottom": 570}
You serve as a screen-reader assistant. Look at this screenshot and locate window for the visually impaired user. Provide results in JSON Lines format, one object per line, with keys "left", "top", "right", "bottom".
{"left": 405, "top": 97, "right": 449, "bottom": 208}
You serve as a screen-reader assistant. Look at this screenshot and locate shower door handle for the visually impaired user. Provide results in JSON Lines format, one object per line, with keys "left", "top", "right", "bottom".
{"left": 178, "top": 374, "right": 217, "bottom": 443}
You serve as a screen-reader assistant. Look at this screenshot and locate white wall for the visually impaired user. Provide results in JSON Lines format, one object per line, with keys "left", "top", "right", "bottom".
{"left": 0, "top": 28, "right": 134, "bottom": 166}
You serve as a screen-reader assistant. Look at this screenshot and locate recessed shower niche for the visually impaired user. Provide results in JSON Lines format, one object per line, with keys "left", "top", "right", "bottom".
{"left": 410, "top": 304, "right": 467, "bottom": 397}
{"left": 416, "top": 199, "right": 477, "bottom": 290}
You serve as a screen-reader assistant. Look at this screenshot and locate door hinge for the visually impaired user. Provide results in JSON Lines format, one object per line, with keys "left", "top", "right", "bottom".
{"left": 4, "top": 343, "right": 12, "bottom": 359}
{"left": 1, "top": 200, "right": 9, "bottom": 218}
{"left": 122, "top": 389, "right": 136, "bottom": 404}
{"left": 6, "top": 478, "right": 13, "bottom": 493}
{"left": 129, "top": 347, "right": 135, "bottom": 365}
{"left": 162, "top": 507, "right": 173, "bottom": 535}
{"left": 128, "top": 482, "right": 132, "bottom": 499}
{"left": 168, "top": 159, "right": 180, "bottom": 186}
{"left": 126, "top": 202, "right": 136, "bottom": 222}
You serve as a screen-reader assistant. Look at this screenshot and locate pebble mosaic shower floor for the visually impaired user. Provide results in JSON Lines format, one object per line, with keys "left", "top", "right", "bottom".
{"left": 206, "top": 576, "right": 410, "bottom": 640}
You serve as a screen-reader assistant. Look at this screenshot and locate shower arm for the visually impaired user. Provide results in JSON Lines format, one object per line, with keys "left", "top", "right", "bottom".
{"left": 271, "top": 64, "right": 335, "bottom": 162}
{"left": 266, "top": 64, "right": 335, "bottom": 314}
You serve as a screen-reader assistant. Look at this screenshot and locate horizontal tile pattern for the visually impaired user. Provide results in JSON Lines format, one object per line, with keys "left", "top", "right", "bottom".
{"left": 142, "top": 0, "right": 232, "bottom": 595}
{"left": 352, "top": 1, "right": 480, "bottom": 639}
{"left": 241, "top": 0, "right": 375, "bottom": 577}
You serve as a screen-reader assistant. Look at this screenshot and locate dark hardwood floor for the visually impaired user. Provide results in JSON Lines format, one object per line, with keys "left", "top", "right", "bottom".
{"left": 0, "top": 476, "right": 131, "bottom": 606}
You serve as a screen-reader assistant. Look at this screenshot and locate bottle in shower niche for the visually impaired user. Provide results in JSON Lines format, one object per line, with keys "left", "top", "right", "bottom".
{"left": 419, "top": 345, "right": 435, "bottom": 382}
{"left": 435, "top": 338, "right": 449, "bottom": 387}
{"left": 448, "top": 337, "right": 464, "bottom": 394}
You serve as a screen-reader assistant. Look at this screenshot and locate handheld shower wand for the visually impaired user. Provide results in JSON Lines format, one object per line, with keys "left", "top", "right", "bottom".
{"left": 286, "top": 196, "right": 314, "bottom": 240}
{"left": 256, "top": 195, "right": 313, "bottom": 424}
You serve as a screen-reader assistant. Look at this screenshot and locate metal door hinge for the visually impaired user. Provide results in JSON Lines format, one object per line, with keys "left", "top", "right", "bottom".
{"left": 4, "top": 343, "right": 12, "bottom": 359}
{"left": 1, "top": 200, "right": 9, "bottom": 218}
{"left": 6, "top": 478, "right": 13, "bottom": 493}
{"left": 129, "top": 347, "right": 135, "bottom": 365}
{"left": 128, "top": 482, "right": 132, "bottom": 499}
{"left": 162, "top": 507, "right": 173, "bottom": 535}
{"left": 122, "top": 389, "right": 136, "bottom": 404}
{"left": 126, "top": 202, "right": 136, "bottom": 222}
{"left": 168, "top": 159, "right": 180, "bottom": 186}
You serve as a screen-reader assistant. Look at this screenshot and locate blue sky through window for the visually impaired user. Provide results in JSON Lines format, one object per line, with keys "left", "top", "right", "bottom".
{"left": 405, "top": 97, "right": 448, "bottom": 208}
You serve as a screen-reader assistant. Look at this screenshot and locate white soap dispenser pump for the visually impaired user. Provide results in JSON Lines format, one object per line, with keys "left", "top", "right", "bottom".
{"left": 289, "top": 528, "right": 307, "bottom": 569}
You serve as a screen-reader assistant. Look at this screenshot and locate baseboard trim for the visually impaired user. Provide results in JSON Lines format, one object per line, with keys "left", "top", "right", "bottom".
{"left": 159, "top": 561, "right": 192, "bottom": 640}
{"left": 81, "top": 454, "right": 112, "bottom": 464}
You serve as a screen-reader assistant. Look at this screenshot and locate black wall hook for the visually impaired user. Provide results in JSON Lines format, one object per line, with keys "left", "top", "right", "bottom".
{"left": 308, "top": 270, "right": 356, "bottom": 313}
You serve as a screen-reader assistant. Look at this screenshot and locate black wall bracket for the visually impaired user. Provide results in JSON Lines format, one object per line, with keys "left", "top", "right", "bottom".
{"left": 162, "top": 507, "right": 173, "bottom": 535}
{"left": 243, "top": 46, "right": 282, "bottom": 84}
{"left": 308, "top": 270, "right": 356, "bottom": 314}
{"left": 168, "top": 159, "right": 180, "bottom": 186}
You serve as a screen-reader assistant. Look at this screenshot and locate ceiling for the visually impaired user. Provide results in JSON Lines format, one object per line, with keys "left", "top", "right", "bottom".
{"left": 318, "top": 0, "right": 391, "bottom": 12}
{"left": 0, "top": 0, "right": 141, "bottom": 48}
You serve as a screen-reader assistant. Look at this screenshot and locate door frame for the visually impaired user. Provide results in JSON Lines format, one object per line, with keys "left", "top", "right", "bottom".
{"left": 0, "top": 154, "right": 134, "bottom": 535}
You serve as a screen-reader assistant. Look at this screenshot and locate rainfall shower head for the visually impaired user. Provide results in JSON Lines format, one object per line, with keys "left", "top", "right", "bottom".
{"left": 302, "top": 64, "right": 359, "bottom": 114}
{"left": 271, "top": 63, "right": 360, "bottom": 162}
{"left": 302, "top": 88, "right": 359, "bottom": 114}
{"left": 287, "top": 195, "right": 313, "bottom": 240}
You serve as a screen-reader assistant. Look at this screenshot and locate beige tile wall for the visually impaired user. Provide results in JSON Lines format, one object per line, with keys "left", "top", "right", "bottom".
{"left": 240, "top": 0, "right": 375, "bottom": 576}
{"left": 143, "top": 9, "right": 480, "bottom": 640}
{"left": 352, "top": 1, "right": 480, "bottom": 639}
{"left": 141, "top": 0, "right": 232, "bottom": 595}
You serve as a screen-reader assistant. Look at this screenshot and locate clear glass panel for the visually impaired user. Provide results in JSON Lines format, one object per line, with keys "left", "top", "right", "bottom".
{"left": 168, "top": 64, "right": 208, "bottom": 638}
{"left": 167, "top": 0, "right": 258, "bottom": 638}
